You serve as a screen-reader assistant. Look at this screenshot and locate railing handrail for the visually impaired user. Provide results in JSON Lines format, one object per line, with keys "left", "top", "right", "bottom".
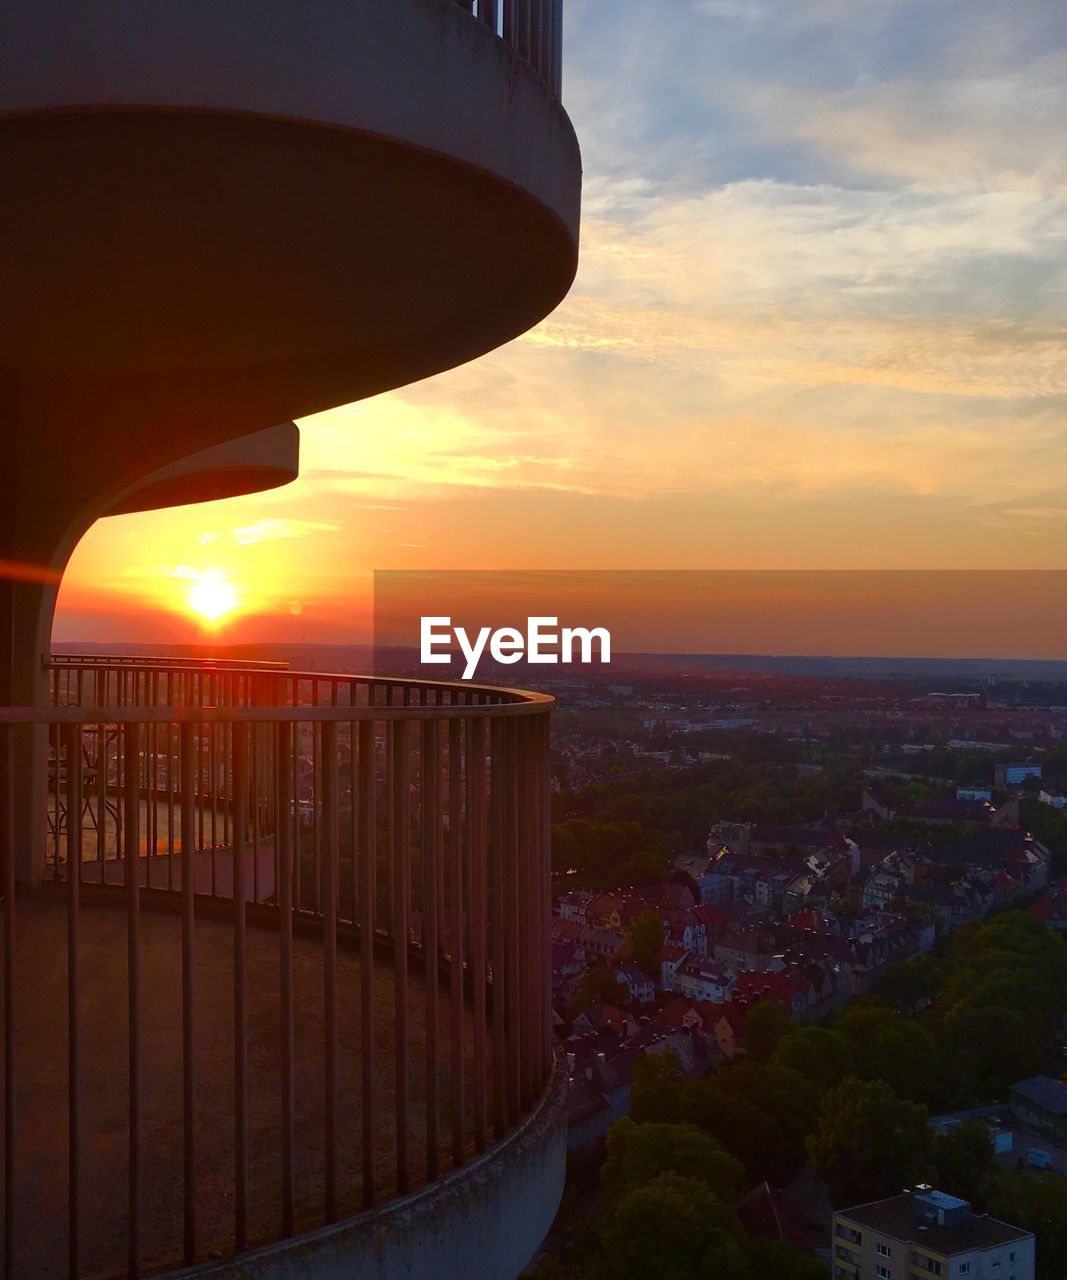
{"left": 49, "top": 653, "right": 290, "bottom": 672}
{"left": 36, "top": 655, "right": 555, "bottom": 717}
{"left": 0, "top": 695, "right": 553, "bottom": 725}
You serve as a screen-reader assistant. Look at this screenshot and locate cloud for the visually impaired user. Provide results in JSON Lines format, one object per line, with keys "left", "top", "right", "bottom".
{"left": 228, "top": 518, "right": 340, "bottom": 546}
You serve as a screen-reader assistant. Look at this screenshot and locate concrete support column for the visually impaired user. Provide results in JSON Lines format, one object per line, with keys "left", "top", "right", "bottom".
{"left": 0, "top": 522, "right": 66, "bottom": 888}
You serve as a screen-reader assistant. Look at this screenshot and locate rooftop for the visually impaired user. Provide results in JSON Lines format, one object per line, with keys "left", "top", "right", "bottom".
{"left": 837, "top": 1192, "right": 1032, "bottom": 1256}
{"left": 1011, "top": 1075, "right": 1067, "bottom": 1116}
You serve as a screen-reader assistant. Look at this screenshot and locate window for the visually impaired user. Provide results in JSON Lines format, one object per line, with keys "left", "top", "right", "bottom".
{"left": 992, "top": 1261, "right": 1001, "bottom": 1271}
{"left": 877, "top": 1243, "right": 893, "bottom": 1257}
{"left": 959, "top": 1266, "right": 971, "bottom": 1277}
{"left": 876, "top": 1267, "right": 890, "bottom": 1280}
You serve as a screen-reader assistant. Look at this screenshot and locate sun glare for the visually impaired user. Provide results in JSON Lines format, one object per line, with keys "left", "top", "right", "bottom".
{"left": 187, "top": 572, "right": 238, "bottom": 624}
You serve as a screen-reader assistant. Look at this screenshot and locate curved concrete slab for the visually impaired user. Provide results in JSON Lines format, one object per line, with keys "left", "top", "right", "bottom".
{"left": 104, "top": 422, "right": 300, "bottom": 517}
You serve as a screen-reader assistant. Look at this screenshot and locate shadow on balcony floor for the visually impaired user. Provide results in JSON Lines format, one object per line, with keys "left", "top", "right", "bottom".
{"left": 8, "top": 896, "right": 476, "bottom": 1278}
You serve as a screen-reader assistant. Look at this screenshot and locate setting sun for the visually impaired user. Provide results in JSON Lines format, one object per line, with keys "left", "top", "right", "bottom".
{"left": 187, "top": 571, "right": 238, "bottom": 624}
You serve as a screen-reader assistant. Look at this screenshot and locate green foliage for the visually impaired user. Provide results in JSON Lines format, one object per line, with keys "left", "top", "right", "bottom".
{"left": 552, "top": 819, "right": 672, "bottom": 891}
{"left": 745, "top": 1239, "right": 831, "bottom": 1280}
{"left": 603, "top": 1118, "right": 747, "bottom": 1204}
{"left": 940, "top": 1005, "right": 1045, "bottom": 1103}
{"left": 769, "top": 1027, "right": 853, "bottom": 1097}
{"left": 807, "top": 1077, "right": 931, "bottom": 1207}
{"left": 986, "top": 1170, "right": 1067, "bottom": 1280}
{"left": 833, "top": 1004, "right": 945, "bottom": 1106}
{"left": 744, "top": 999, "right": 791, "bottom": 1063}
{"left": 630, "top": 1048, "right": 685, "bottom": 1124}
{"left": 628, "top": 909, "right": 666, "bottom": 979}
{"left": 929, "top": 910, "right": 1067, "bottom": 1104}
{"left": 878, "top": 952, "right": 939, "bottom": 1014}
{"left": 590, "top": 1173, "right": 743, "bottom": 1280}
{"left": 682, "top": 1062, "right": 820, "bottom": 1187}
{"left": 570, "top": 966, "right": 628, "bottom": 1016}
{"left": 1022, "top": 795, "right": 1067, "bottom": 867}
{"left": 929, "top": 1120, "right": 999, "bottom": 1210}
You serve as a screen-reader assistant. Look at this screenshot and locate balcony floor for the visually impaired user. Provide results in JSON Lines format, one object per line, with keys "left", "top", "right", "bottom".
{"left": 7, "top": 895, "right": 476, "bottom": 1278}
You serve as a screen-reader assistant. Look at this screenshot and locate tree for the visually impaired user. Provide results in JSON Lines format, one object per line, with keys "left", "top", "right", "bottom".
{"left": 570, "top": 966, "right": 628, "bottom": 1016}
{"left": 682, "top": 1063, "right": 819, "bottom": 1187}
{"left": 631, "top": 1049, "right": 685, "bottom": 1124}
{"left": 833, "top": 1004, "right": 944, "bottom": 1106}
{"left": 603, "top": 1118, "right": 747, "bottom": 1204}
{"left": 744, "top": 1000, "right": 791, "bottom": 1063}
{"left": 591, "top": 1174, "right": 744, "bottom": 1280}
{"left": 940, "top": 1005, "right": 1045, "bottom": 1103}
{"left": 986, "top": 1170, "right": 1067, "bottom": 1280}
{"left": 878, "top": 953, "right": 939, "bottom": 1015}
{"left": 769, "top": 1027, "right": 853, "bottom": 1097}
{"left": 628, "top": 909, "right": 666, "bottom": 979}
{"left": 807, "top": 1078, "right": 931, "bottom": 1207}
{"left": 930, "top": 1120, "right": 998, "bottom": 1210}
{"left": 745, "top": 1239, "right": 831, "bottom": 1280}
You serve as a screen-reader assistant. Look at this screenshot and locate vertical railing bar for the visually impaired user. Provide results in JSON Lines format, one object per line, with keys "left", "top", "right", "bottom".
{"left": 517, "top": 718, "right": 534, "bottom": 1111}
{"left": 179, "top": 723, "right": 197, "bottom": 1265}
{"left": 251, "top": 720, "right": 260, "bottom": 907}
{"left": 505, "top": 719, "right": 522, "bottom": 1121}
{"left": 530, "top": 0, "right": 543, "bottom": 79}
{"left": 468, "top": 716, "right": 488, "bottom": 1153}
{"left": 95, "top": 698, "right": 106, "bottom": 877}
{"left": 322, "top": 720, "right": 339, "bottom": 1223}
{"left": 276, "top": 721, "right": 296, "bottom": 1237}
{"left": 392, "top": 719, "right": 410, "bottom": 1195}
{"left": 291, "top": 682, "right": 300, "bottom": 912}
{"left": 422, "top": 720, "right": 440, "bottom": 1181}
{"left": 539, "top": 712, "right": 552, "bottom": 1082}
{"left": 232, "top": 724, "right": 248, "bottom": 1252}
{"left": 65, "top": 723, "right": 81, "bottom": 1280}
{"left": 489, "top": 718, "right": 507, "bottom": 1139}
{"left": 448, "top": 717, "right": 465, "bottom": 1167}
{"left": 358, "top": 719, "right": 376, "bottom": 1209}
{"left": 124, "top": 723, "right": 141, "bottom": 1279}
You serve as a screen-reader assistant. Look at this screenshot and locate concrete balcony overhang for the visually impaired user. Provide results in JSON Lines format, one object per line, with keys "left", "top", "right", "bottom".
{"left": 103, "top": 423, "right": 300, "bottom": 517}
{"left": 0, "top": 0, "right": 581, "bottom": 462}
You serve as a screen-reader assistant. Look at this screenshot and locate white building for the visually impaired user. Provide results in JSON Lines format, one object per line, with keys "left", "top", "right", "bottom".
{"left": 832, "top": 1188, "right": 1034, "bottom": 1280}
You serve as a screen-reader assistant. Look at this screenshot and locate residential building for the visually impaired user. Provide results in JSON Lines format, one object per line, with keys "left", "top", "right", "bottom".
{"left": 832, "top": 1188, "right": 1034, "bottom": 1280}
{"left": 715, "top": 929, "right": 779, "bottom": 973}
{"left": 674, "top": 961, "right": 738, "bottom": 1004}
{"left": 612, "top": 963, "right": 655, "bottom": 1005}
{"left": 657, "top": 945, "right": 691, "bottom": 991}
{"left": 995, "top": 763, "right": 1042, "bottom": 786}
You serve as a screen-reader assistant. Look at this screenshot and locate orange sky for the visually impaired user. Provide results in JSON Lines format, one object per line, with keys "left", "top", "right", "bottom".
{"left": 55, "top": 1, "right": 1067, "bottom": 656}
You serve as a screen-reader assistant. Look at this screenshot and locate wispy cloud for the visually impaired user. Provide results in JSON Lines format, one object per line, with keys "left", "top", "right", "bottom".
{"left": 229, "top": 518, "right": 340, "bottom": 546}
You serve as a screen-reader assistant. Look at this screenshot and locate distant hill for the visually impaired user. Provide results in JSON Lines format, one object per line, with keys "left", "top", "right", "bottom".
{"left": 52, "top": 641, "right": 1067, "bottom": 684}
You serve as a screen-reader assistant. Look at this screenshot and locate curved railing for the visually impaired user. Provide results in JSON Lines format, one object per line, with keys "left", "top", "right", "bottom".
{"left": 0, "top": 658, "right": 553, "bottom": 1278}
{"left": 451, "top": 0, "right": 564, "bottom": 98}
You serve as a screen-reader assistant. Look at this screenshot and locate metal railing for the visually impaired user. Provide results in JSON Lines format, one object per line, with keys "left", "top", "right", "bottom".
{"left": 0, "top": 658, "right": 553, "bottom": 1278}
{"left": 451, "top": 0, "right": 564, "bottom": 98}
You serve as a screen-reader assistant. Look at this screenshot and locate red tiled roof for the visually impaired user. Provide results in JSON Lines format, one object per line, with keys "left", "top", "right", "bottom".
{"left": 735, "top": 1182, "right": 820, "bottom": 1253}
